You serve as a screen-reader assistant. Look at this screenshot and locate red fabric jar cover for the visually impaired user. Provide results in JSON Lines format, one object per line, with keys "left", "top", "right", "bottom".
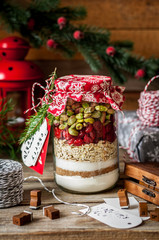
{"left": 48, "top": 75, "right": 125, "bottom": 116}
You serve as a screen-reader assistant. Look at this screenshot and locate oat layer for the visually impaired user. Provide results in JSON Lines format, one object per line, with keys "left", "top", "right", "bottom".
{"left": 54, "top": 138, "right": 117, "bottom": 162}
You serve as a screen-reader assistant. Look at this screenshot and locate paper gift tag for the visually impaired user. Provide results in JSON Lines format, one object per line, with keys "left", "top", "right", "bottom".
{"left": 21, "top": 118, "right": 50, "bottom": 173}
{"left": 80, "top": 203, "right": 142, "bottom": 229}
{"left": 104, "top": 197, "right": 150, "bottom": 221}
{"left": 30, "top": 120, "right": 51, "bottom": 174}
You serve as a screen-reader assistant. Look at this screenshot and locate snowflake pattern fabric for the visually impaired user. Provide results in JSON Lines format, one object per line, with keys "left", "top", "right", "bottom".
{"left": 48, "top": 75, "right": 125, "bottom": 116}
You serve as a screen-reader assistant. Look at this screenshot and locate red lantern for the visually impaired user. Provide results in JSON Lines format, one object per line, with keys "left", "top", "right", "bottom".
{"left": 0, "top": 36, "right": 44, "bottom": 125}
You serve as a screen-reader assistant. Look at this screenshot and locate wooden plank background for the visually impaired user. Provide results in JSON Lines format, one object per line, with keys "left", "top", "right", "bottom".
{"left": 1, "top": 0, "right": 159, "bottom": 109}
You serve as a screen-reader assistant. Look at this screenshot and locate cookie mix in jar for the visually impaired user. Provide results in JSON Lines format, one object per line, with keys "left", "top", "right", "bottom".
{"left": 48, "top": 75, "right": 125, "bottom": 193}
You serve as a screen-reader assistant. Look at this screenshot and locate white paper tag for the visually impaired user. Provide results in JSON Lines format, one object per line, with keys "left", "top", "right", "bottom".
{"left": 80, "top": 203, "right": 142, "bottom": 229}
{"left": 104, "top": 197, "right": 150, "bottom": 221}
{"left": 21, "top": 119, "right": 48, "bottom": 167}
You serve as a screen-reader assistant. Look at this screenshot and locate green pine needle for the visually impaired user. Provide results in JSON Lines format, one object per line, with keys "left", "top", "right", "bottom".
{"left": 29, "top": 0, "right": 60, "bottom": 12}
{"left": 0, "top": 98, "right": 20, "bottom": 159}
{"left": 19, "top": 104, "right": 49, "bottom": 145}
{"left": 19, "top": 68, "right": 57, "bottom": 145}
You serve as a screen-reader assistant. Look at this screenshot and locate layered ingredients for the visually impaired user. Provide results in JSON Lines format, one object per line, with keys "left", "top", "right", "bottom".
{"left": 53, "top": 98, "right": 118, "bottom": 193}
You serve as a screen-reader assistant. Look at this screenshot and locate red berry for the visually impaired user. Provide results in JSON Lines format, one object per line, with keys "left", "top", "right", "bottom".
{"left": 47, "top": 39, "right": 58, "bottom": 48}
{"left": 54, "top": 127, "right": 62, "bottom": 139}
{"left": 93, "top": 138, "right": 99, "bottom": 144}
{"left": 106, "top": 46, "right": 116, "bottom": 56}
{"left": 67, "top": 138, "right": 75, "bottom": 145}
{"left": 89, "top": 130, "right": 96, "bottom": 140}
{"left": 105, "top": 123, "right": 113, "bottom": 133}
{"left": 78, "top": 129, "right": 85, "bottom": 138}
{"left": 106, "top": 133, "right": 116, "bottom": 143}
{"left": 85, "top": 124, "right": 93, "bottom": 133}
{"left": 74, "top": 138, "right": 84, "bottom": 146}
{"left": 73, "top": 30, "right": 84, "bottom": 40}
{"left": 63, "top": 129, "right": 72, "bottom": 140}
{"left": 135, "top": 69, "right": 145, "bottom": 79}
{"left": 84, "top": 134, "right": 93, "bottom": 144}
{"left": 102, "top": 126, "right": 106, "bottom": 140}
{"left": 93, "top": 120, "right": 103, "bottom": 131}
{"left": 27, "top": 18, "right": 35, "bottom": 30}
{"left": 57, "top": 17, "right": 67, "bottom": 29}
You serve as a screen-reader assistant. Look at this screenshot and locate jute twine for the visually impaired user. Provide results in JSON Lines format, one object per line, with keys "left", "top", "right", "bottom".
{"left": 0, "top": 159, "right": 23, "bottom": 208}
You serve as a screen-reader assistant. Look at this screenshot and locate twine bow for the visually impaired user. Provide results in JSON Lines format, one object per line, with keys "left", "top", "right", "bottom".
{"left": 24, "top": 71, "right": 56, "bottom": 115}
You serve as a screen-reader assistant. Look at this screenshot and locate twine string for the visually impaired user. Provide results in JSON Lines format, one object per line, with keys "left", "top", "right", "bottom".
{"left": 144, "top": 75, "right": 159, "bottom": 92}
{"left": 24, "top": 176, "right": 90, "bottom": 216}
{"left": 119, "top": 75, "right": 159, "bottom": 161}
{"left": 137, "top": 75, "right": 159, "bottom": 127}
{"left": 24, "top": 73, "right": 56, "bottom": 114}
{"left": 0, "top": 160, "right": 23, "bottom": 208}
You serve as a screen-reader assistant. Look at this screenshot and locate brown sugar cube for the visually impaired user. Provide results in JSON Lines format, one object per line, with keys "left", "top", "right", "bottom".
{"left": 43, "top": 205, "right": 54, "bottom": 217}
{"left": 23, "top": 211, "right": 33, "bottom": 222}
{"left": 30, "top": 190, "right": 41, "bottom": 199}
{"left": 13, "top": 211, "right": 33, "bottom": 226}
{"left": 13, "top": 213, "right": 25, "bottom": 226}
{"left": 48, "top": 208, "right": 60, "bottom": 220}
{"left": 117, "top": 189, "right": 129, "bottom": 208}
{"left": 30, "top": 199, "right": 41, "bottom": 207}
{"left": 30, "top": 190, "right": 41, "bottom": 209}
{"left": 139, "top": 202, "right": 148, "bottom": 217}
{"left": 150, "top": 211, "right": 159, "bottom": 222}
{"left": 43, "top": 205, "right": 60, "bottom": 220}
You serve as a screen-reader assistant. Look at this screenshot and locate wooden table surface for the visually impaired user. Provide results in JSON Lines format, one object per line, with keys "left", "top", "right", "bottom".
{"left": 1, "top": 149, "right": 159, "bottom": 240}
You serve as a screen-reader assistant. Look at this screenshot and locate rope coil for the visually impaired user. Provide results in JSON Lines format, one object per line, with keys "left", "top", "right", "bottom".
{"left": 137, "top": 75, "right": 159, "bottom": 127}
{"left": 0, "top": 159, "right": 23, "bottom": 208}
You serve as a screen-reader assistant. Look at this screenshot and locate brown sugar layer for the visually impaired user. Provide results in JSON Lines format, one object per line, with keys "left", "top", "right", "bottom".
{"left": 56, "top": 163, "right": 118, "bottom": 178}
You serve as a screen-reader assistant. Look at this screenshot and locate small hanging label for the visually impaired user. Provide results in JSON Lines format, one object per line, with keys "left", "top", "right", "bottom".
{"left": 30, "top": 120, "right": 51, "bottom": 174}
{"left": 21, "top": 118, "right": 50, "bottom": 173}
{"left": 104, "top": 197, "right": 150, "bottom": 221}
{"left": 80, "top": 203, "right": 142, "bottom": 229}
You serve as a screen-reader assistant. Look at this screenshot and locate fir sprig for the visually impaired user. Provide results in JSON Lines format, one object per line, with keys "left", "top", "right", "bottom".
{"left": 19, "top": 104, "right": 49, "bottom": 144}
{"left": 29, "top": 0, "right": 60, "bottom": 12}
{"left": 19, "top": 69, "right": 57, "bottom": 145}
{"left": 0, "top": 99, "right": 20, "bottom": 159}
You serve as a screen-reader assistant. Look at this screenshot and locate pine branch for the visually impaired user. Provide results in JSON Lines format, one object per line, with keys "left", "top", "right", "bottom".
{"left": 30, "top": 0, "right": 60, "bottom": 12}
{"left": 102, "top": 57, "right": 127, "bottom": 84}
{"left": 20, "top": 68, "right": 57, "bottom": 144}
{"left": 0, "top": 2, "right": 29, "bottom": 32}
{"left": 111, "top": 40, "right": 133, "bottom": 50}
{"left": 1, "top": 0, "right": 159, "bottom": 83}
{"left": 54, "top": 7, "right": 87, "bottom": 20}
{"left": 0, "top": 98, "right": 20, "bottom": 159}
{"left": 19, "top": 104, "right": 49, "bottom": 145}
{"left": 76, "top": 44, "right": 102, "bottom": 72}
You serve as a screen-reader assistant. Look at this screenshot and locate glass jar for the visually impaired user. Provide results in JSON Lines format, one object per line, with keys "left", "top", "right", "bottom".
{"left": 50, "top": 75, "right": 125, "bottom": 193}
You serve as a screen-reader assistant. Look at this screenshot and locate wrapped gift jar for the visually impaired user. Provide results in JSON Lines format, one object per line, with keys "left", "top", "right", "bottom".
{"left": 48, "top": 75, "right": 125, "bottom": 193}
